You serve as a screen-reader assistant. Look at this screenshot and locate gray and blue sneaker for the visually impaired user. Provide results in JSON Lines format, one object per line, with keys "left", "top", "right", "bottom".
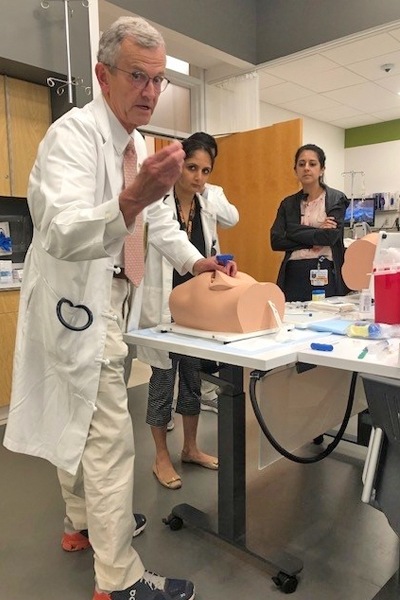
{"left": 93, "top": 570, "right": 195, "bottom": 600}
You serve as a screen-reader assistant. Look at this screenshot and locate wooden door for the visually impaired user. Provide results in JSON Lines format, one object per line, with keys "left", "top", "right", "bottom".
{"left": 0, "top": 290, "right": 19, "bottom": 407}
{"left": 154, "top": 137, "right": 172, "bottom": 152}
{"left": 210, "top": 119, "right": 302, "bottom": 283}
{"left": 0, "top": 76, "right": 11, "bottom": 195}
{"left": 7, "top": 78, "right": 51, "bottom": 197}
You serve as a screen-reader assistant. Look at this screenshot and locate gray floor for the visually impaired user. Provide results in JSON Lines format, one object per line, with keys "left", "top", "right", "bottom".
{"left": 0, "top": 382, "right": 399, "bottom": 600}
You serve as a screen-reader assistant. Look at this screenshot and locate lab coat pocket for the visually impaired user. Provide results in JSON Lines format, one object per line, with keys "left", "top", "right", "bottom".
{"left": 139, "top": 286, "right": 163, "bottom": 328}
{"left": 26, "top": 276, "right": 80, "bottom": 364}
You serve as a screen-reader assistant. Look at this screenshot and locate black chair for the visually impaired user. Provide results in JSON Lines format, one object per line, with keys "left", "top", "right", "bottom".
{"left": 361, "top": 373, "right": 400, "bottom": 599}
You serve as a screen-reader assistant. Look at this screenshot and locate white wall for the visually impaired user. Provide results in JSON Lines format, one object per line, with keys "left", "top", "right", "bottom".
{"left": 206, "top": 83, "right": 399, "bottom": 229}
{"left": 206, "top": 89, "right": 346, "bottom": 191}
{"left": 89, "top": 0, "right": 101, "bottom": 98}
{"left": 259, "top": 102, "right": 346, "bottom": 191}
{"left": 302, "top": 120, "right": 345, "bottom": 191}
{"left": 345, "top": 140, "right": 400, "bottom": 229}
{"left": 345, "top": 141, "right": 400, "bottom": 197}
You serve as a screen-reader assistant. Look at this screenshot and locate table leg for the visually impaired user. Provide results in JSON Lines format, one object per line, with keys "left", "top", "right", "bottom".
{"left": 164, "top": 364, "right": 303, "bottom": 593}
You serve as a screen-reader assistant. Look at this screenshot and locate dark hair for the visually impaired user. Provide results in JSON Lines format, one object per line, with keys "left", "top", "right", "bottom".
{"left": 294, "top": 144, "right": 326, "bottom": 169}
{"left": 182, "top": 138, "right": 215, "bottom": 170}
{"left": 187, "top": 132, "right": 218, "bottom": 158}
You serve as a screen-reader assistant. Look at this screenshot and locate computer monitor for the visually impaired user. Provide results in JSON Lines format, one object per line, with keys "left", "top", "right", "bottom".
{"left": 344, "top": 197, "right": 375, "bottom": 227}
{"left": 0, "top": 196, "right": 33, "bottom": 263}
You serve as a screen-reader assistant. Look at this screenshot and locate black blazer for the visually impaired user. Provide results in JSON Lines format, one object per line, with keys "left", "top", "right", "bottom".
{"left": 270, "top": 185, "right": 349, "bottom": 296}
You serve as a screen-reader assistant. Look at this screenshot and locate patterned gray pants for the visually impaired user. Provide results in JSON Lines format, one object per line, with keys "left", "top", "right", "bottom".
{"left": 146, "top": 353, "right": 202, "bottom": 427}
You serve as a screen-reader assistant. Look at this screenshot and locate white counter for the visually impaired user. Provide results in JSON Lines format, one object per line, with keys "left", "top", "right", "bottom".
{"left": 0, "top": 262, "right": 23, "bottom": 290}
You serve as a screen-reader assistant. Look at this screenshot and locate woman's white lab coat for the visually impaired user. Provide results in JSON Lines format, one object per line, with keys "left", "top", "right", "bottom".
{"left": 138, "top": 187, "right": 239, "bottom": 368}
{"left": 3, "top": 96, "right": 202, "bottom": 474}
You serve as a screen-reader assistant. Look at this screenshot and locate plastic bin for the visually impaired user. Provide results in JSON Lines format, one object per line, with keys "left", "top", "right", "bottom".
{"left": 373, "top": 265, "right": 400, "bottom": 324}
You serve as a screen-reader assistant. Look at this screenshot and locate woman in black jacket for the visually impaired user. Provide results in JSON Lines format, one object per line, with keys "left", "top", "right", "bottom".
{"left": 270, "top": 144, "right": 349, "bottom": 302}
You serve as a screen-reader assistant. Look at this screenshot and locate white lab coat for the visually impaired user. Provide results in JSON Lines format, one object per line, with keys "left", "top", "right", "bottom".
{"left": 3, "top": 95, "right": 203, "bottom": 474}
{"left": 138, "top": 186, "right": 239, "bottom": 368}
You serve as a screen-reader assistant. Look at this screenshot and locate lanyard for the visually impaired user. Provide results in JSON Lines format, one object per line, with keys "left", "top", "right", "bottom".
{"left": 174, "top": 191, "right": 196, "bottom": 241}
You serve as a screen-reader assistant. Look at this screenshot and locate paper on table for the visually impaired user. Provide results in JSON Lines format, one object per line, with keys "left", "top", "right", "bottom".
{"left": 307, "top": 319, "right": 355, "bottom": 335}
{"left": 230, "top": 327, "right": 321, "bottom": 351}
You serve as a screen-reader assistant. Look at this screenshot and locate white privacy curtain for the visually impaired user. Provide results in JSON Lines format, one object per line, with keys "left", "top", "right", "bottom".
{"left": 209, "top": 71, "right": 260, "bottom": 133}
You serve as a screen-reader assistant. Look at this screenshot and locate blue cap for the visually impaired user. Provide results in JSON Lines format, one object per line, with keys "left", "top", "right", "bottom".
{"left": 216, "top": 253, "right": 234, "bottom": 266}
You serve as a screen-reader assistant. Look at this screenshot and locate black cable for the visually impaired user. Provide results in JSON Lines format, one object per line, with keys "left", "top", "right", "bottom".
{"left": 249, "top": 369, "right": 358, "bottom": 464}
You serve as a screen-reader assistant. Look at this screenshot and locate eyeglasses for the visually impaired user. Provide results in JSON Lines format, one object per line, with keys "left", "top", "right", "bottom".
{"left": 106, "top": 65, "right": 170, "bottom": 93}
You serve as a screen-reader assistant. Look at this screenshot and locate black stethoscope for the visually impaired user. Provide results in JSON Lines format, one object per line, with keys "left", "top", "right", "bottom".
{"left": 56, "top": 297, "right": 94, "bottom": 331}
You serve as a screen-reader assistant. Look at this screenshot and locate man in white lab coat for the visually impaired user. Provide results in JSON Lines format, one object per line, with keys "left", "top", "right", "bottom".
{"left": 3, "top": 16, "right": 231, "bottom": 600}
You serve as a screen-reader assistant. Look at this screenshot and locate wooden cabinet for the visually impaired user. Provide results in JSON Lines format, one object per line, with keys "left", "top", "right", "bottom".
{"left": 0, "top": 76, "right": 51, "bottom": 198}
{"left": 0, "top": 76, "right": 11, "bottom": 196}
{"left": 0, "top": 77, "right": 50, "bottom": 407}
{"left": 0, "top": 289, "right": 19, "bottom": 407}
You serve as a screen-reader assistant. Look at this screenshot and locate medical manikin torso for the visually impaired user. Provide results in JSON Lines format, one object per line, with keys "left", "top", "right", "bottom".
{"left": 169, "top": 271, "right": 285, "bottom": 333}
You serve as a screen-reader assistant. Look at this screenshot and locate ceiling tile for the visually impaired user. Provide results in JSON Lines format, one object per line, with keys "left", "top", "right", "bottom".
{"left": 324, "top": 81, "right": 400, "bottom": 112}
{"left": 388, "top": 28, "right": 400, "bottom": 43}
{"left": 280, "top": 94, "right": 341, "bottom": 114}
{"left": 257, "top": 71, "right": 285, "bottom": 89}
{"left": 374, "top": 73, "right": 400, "bottom": 94}
{"left": 310, "top": 105, "right": 363, "bottom": 122}
{"left": 259, "top": 81, "right": 312, "bottom": 104}
{"left": 330, "top": 114, "right": 382, "bottom": 128}
{"left": 321, "top": 33, "right": 400, "bottom": 66}
{"left": 261, "top": 54, "right": 339, "bottom": 79}
{"left": 292, "top": 66, "right": 367, "bottom": 93}
{"left": 370, "top": 106, "right": 400, "bottom": 121}
{"left": 346, "top": 50, "right": 400, "bottom": 81}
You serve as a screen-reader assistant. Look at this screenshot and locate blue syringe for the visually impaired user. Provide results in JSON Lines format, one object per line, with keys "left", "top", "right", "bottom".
{"left": 216, "top": 254, "right": 234, "bottom": 266}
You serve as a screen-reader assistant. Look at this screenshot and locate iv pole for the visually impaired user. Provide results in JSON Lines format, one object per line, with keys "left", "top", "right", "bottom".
{"left": 41, "top": 0, "right": 91, "bottom": 103}
{"left": 342, "top": 170, "right": 365, "bottom": 229}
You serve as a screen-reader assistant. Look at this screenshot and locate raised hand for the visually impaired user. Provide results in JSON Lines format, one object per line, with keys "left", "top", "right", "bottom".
{"left": 119, "top": 141, "right": 185, "bottom": 226}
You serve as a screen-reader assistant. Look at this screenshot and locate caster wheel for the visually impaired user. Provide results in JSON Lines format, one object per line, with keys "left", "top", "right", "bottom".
{"left": 162, "top": 514, "right": 183, "bottom": 531}
{"left": 272, "top": 571, "right": 298, "bottom": 594}
{"left": 313, "top": 435, "right": 324, "bottom": 445}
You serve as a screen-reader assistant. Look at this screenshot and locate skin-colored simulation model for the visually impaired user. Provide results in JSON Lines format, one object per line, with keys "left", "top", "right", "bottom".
{"left": 341, "top": 232, "right": 379, "bottom": 291}
{"left": 169, "top": 270, "right": 285, "bottom": 333}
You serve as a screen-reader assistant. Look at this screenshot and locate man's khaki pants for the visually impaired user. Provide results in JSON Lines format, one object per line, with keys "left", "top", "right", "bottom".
{"left": 57, "top": 279, "right": 144, "bottom": 592}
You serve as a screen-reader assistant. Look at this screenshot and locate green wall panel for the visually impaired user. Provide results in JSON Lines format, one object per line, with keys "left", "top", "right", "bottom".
{"left": 345, "top": 120, "right": 400, "bottom": 148}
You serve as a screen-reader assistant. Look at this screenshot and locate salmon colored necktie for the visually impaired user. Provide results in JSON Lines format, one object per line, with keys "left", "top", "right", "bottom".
{"left": 123, "top": 139, "right": 145, "bottom": 286}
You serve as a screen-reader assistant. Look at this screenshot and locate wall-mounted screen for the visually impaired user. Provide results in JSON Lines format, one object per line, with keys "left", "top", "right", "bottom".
{"left": 0, "top": 196, "right": 32, "bottom": 263}
{"left": 344, "top": 197, "right": 375, "bottom": 227}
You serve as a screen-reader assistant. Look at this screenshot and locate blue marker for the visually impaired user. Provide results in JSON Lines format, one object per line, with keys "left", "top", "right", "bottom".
{"left": 310, "top": 342, "right": 335, "bottom": 352}
{"left": 216, "top": 254, "right": 234, "bottom": 266}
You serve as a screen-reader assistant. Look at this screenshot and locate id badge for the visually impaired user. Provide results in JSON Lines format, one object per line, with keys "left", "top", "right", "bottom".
{"left": 310, "top": 268, "right": 328, "bottom": 286}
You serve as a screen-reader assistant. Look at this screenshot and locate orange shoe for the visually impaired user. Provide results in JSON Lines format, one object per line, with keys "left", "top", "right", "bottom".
{"left": 62, "top": 514, "right": 147, "bottom": 552}
{"left": 61, "top": 529, "right": 90, "bottom": 552}
{"left": 92, "top": 591, "right": 111, "bottom": 600}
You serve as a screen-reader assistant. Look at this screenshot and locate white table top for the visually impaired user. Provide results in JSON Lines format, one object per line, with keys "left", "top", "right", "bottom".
{"left": 125, "top": 326, "right": 400, "bottom": 379}
{"left": 0, "top": 281, "right": 21, "bottom": 291}
{"left": 298, "top": 335, "right": 400, "bottom": 380}
{"left": 124, "top": 327, "right": 323, "bottom": 371}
